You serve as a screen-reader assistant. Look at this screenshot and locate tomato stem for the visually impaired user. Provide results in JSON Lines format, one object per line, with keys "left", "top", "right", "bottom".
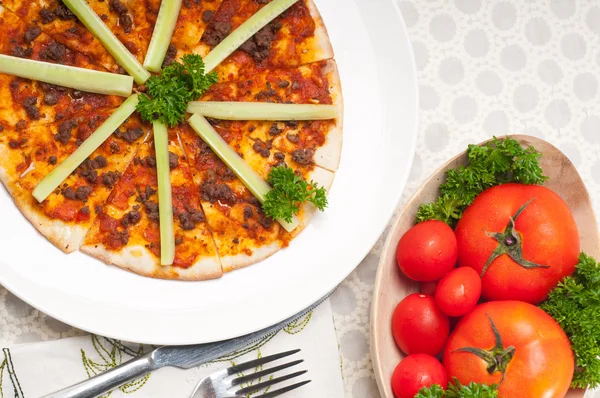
{"left": 480, "top": 198, "right": 549, "bottom": 277}
{"left": 454, "top": 314, "right": 516, "bottom": 384}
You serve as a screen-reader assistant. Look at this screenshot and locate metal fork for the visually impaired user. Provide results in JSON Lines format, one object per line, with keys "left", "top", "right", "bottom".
{"left": 190, "top": 349, "right": 309, "bottom": 398}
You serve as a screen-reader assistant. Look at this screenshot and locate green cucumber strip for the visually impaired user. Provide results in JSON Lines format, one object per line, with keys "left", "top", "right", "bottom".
{"left": 188, "top": 114, "right": 299, "bottom": 232}
{"left": 0, "top": 54, "right": 133, "bottom": 97}
{"left": 153, "top": 122, "right": 175, "bottom": 266}
{"left": 32, "top": 95, "right": 139, "bottom": 203}
{"left": 143, "top": 0, "right": 183, "bottom": 72}
{"left": 187, "top": 101, "right": 339, "bottom": 120}
{"left": 203, "top": 0, "right": 299, "bottom": 72}
{"left": 62, "top": 0, "right": 151, "bottom": 84}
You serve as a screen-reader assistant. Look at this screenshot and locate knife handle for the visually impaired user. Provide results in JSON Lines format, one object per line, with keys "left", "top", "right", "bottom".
{"left": 41, "top": 352, "right": 158, "bottom": 398}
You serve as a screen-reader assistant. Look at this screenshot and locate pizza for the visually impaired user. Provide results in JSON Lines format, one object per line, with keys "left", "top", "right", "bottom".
{"left": 0, "top": 0, "right": 342, "bottom": 280}
{"left": 0, "top": 5, "right": 124, "bottom": 130}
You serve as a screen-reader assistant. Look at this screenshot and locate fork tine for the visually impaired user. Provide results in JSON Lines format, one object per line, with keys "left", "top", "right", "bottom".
{"left": 233, "top": 370, "right": 307, "bottom": 396}
{"left": 230, "top": 360, "right": 304, "bottom": 386}
{"left": 227, "top": 349, "right": 301, "bottom": 375}
{"left": 256, "top": 380, "right": 312, "bottom": 398}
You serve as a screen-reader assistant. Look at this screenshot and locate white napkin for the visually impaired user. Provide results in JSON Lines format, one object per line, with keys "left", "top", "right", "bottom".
{"left": 0, "top": 300, "right": 344, "bottom": 397}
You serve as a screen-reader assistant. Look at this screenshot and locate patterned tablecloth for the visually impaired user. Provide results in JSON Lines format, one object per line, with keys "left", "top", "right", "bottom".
{"left": 1, "top": 0, "right": 599, "bottom": 397}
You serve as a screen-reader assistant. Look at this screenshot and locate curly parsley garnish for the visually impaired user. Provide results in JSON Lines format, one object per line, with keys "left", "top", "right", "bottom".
{"left": 416, "top": 137, "right": 547, "bottom": 226}
{"left": 137, "top": 54, "right": 218, "bottom": 127}
{"left": 416, "top": 379, "right": 499, "bottom": 398}
{"left": 262, "top": 166, "right": 328, "bottom": 223}
{"left": 540, "top": 252, "right": 600, "bottom": 389}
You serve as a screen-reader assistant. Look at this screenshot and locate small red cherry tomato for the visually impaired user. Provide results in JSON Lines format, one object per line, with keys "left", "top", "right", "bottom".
{"left": 392, "top": 293, "right": 450, "bottom": 356}
{"left": 391, "top": 354, "right": 447, "bottom": 398}
{"left": 434, "top": 267, "right": 482, "bottom": 317}
{"left": 396, "top": 220, "right": 458, "bottom": 282}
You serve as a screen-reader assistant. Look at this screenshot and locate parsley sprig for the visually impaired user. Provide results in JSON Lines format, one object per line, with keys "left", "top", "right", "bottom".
{"left": 262, "top": 166, "right": 328, "bottom": 223}
{"left": 137, "top": 54, "right": 217, "bottom": 127}
{"left": 416, "top": 379, "right": 499, "bottom": 398}
{"left": 416, "top": 137, "right": 547, "bottom": 226}
{"left": 540, "top": 252, "right": 600, "bottom": 389}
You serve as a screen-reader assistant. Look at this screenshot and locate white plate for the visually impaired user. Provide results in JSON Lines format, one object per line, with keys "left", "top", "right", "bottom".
{"left": 0, "top": 0, "right": 418, "bottom": 344}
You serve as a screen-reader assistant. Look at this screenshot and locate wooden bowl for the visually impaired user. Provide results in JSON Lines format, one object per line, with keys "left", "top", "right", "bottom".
{"left": 370, "top": 135, "right": 599, "bottom": 398}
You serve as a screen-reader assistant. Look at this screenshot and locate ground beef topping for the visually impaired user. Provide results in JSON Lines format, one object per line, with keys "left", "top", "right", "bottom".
{"left": 12, "top": 46, "right": 32, "bottom": 58}
{"left": 119, "top": 14, "right": 133, "bottom": 33}
{"left": 252, "top": 140, "right": 270, "bottom": 158}
{"left": 90, "top": 156, "right": 108, "bottom": 169}
{"left": 274, "top": 152, "right": 285, "bottom": 161}
{"left": 243, "top": 205, "right": 253, "bottom": 220}
{"left": 23, "top": 26, "right": 42, "bottom": 43}
{"left": 136, "top": 186, "right": 156, "bottom": 202}
{"left": 16, "top": 120, "right": 27, "bottom": 130}
{"left": 115, "top": 127, "right": 144, "bottom": 143}
{"left": 44, "top": 91, "right": 59, "bottom": 106}
{"left": 278, "top": 80, "right": 290, "bottom": 88}
{"left": 269, "top": 122, "right": 285, "bottom": 136}
{"left": 239, "top": 21, "right": 281, "bottom": 62}
{"left": 286, "top": 133, "right": 300, "bottom": 143}
{"left": 48, "top": 156, "right": 57, "bottom": 165}
{"left": 169, "top": 152, "right": 179, "bottom": 168}
{"left": 203, "top": 21, "right": 232, "bottom": 47}
{"left": 9, "top": 138, "right": 28, "bottom": 149}
{"left": 178, "top": 208, "right": 205, "bottom": 230}
{"left": 201, "top": 181, "right": 236, "bottom": 204}
{"left": 135, "top": 156, "right": 156, "bottom": 168}
{"left": 41, "top": 42, "right": 66, "bottom": 62}
{"left": 101, "top": 171, "right": 120, "bottom": 187}
{"left": 162, "top": 44, "right": 177, "bottom": 68}
{"left": 109, "top": 142, "right": 121, "bottom": 153}
{"left": 144, "top": 201, "right": 159, "bottom": 223}
{"left": 79, "top": 167, "right": 98, "bottom": 184}
{"left": 23, "top": 96, "right": 40, "bottom": 120}
{"left": 291, "top": 148, "right": 314, "bottom": 165}
{"left": 39, "top": 8, "right": 56, "bottom": 24}
{"left": 63, "top": 186, "right": 93, "bottom": 201}
{"left": 54, "top": 120, "right": 77, "bottom": 145}
{"left": 109, "top": 0, "right": 128, "bottom": 15}
{"left": 202, "top": 10, "right": 215, "bottom": 23}
{"left": 106, "top": 230, "right": 129, "bottom": 249}
{"left": 120, "top": 209, "right": 141, "bottom": 227}
{"left": 54, "top": 4, "right": 76, "bottom": 20}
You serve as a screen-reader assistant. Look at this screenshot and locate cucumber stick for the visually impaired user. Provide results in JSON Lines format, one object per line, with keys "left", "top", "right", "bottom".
{"left": 143, "top": 0, "right": 183, "bottom": 72}
{"left": 203, "top": 0, "right": 299, "bottom": 72}
{"left": 62, "top": 0, "right": 151, "bottom": 84}
{"left": 187, "top": 101, "right": 339, "bottom": 120}
{"left": 32, "top": 95, "right": 139, "bottom": 202}
{"left": 188, "top": 114, "right": 299, "bottom": 232}
{"left": 153, "top": 122, "right": 175, "bottom": 266}
{"left": 0, "top": 54, "right": 133, "bottom": 97}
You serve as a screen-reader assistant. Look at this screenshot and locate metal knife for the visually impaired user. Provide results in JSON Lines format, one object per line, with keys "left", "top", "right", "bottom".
{"left": 41, "top": 292, "right": 331, "bottom": 398}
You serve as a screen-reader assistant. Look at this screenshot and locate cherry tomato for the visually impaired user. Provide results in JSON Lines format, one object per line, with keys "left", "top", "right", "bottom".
{"left": 434, "top": 267, "right": 482, "bottom": 317}
{"left": 397, "top": 220, "right": 458, "bottom": 282}
{"left": 392, "top": 354, "right": 447, "bottom": 398}
{"left": 421, "top": 281, "right": 438, "bottom": 295}
{"left": 392, "top": 293, "right": 450, "bottom": 356}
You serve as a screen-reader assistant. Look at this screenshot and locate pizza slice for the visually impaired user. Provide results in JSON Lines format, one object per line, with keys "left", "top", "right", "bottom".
{"left": 0, "top": 6, "right": 124, "bottom": 130}
{"left": 0, "top": 113, "right": 149, "bottom": 252}
{"left": 80, "top": 134, "right": 222, "bottom": 280}
{"left": 197, "top": 59, "right": 342, "bottom": 172}
{"left": 0, "top": 0, "right": 147, "bottom": 72}
{"left": 196, "top": 0, "right": 333, "bottom": 82}
{"left": 179, "top": 122, "right": 333, "bottom": 272}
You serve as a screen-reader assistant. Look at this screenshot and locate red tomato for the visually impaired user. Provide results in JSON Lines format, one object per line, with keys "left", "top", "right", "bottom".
{"left": 434, "top": 267, "right": 482, "bottom": 317}
{"left": 392, "top": 354, "right": 447, "bottom": 398}
{"left": 397, "top": 220, "right": 457, "bottom": 282}
{"left": 443, "top": 301, "right": 573, "bottom": 398}
{"left": 420, "top": 281, "right": 438, "bottom": 295}
{"left": 392, "top": 294, "right": 450, "bottom": 356}
{"left": 455, "top": 184, "right": 579, "bottom": 303}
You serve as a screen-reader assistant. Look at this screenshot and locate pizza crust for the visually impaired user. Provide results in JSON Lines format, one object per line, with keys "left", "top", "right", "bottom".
{"left": 305, "top": 0, "right": 334, "bottom": 62}
{"left": 0, "top": 162, "right": 88, "bottom": 253}
{"left": 81, "top": 243, "right": 223, "bottom": 281}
